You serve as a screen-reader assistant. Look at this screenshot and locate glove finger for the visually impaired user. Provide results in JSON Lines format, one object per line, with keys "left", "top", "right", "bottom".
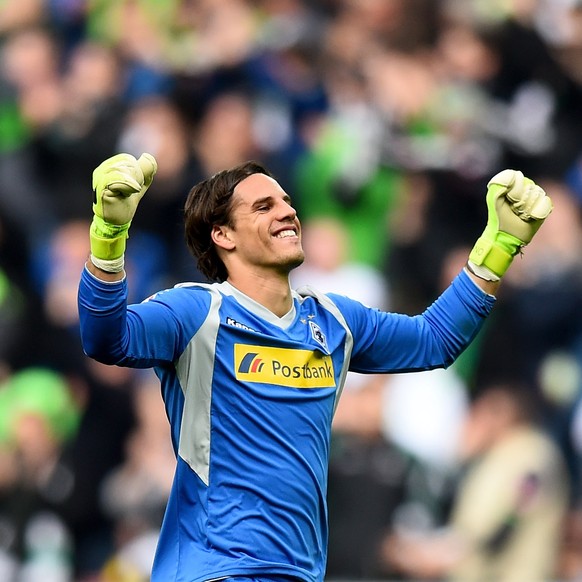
{"left": 105, "top": 173, "right": 143, "bottom": 195}
{"left": 104, "top": 183, "right": 141, "bottom": 198}
{"left": 528, "top": 188, "right": 553, "bottom": 220}
{"left": 95, "top": 153, "right": 137, "bottom": 174}
{"left": 505, "top": 175, "right": 533, "bottom": 203}
{"left": 108, "top": 160, "right": 144, "bottom": 179}
{"left": 94, "top": 161, "right": 141, "bottom": 190}
{"left": 137, "top": 153, "right": 158, "bottom": 187}
{"left": 509, "top": 184, "right": 553, "bottom": 221}
{"left": 488, "top": 169, "right": 524, "bottom": 191}
{"left": 101, "top": 154, "right": 156, "bottom": 197}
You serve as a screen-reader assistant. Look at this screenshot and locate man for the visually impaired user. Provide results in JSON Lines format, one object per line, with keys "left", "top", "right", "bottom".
{"left": 78, "top": 153, "right": 552, "bottom": 582}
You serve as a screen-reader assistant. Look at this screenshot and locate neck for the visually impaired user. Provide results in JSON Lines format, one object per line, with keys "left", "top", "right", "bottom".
{"left": 227, "top": 270, "right": 293, "bottom": 317}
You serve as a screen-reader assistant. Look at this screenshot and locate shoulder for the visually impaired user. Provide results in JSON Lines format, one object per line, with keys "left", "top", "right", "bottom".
{"left": 141, "top": 281, "right": 222, "bottom": 308}
{"left": 295, "top": 284, "right": 376, "bottom": 331}
{"left": 296, "top": 285, "right": 377, "bottom": 312}
{"left": 295, "top": 284, "right": 348, "bottom": 311}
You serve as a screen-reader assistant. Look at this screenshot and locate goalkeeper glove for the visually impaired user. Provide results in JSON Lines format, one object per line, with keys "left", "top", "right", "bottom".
{"left": 468, "top": 169, "right": 553, "bottom": 281}
{"left": 89, "top": 153, "right": 157, "bottom": 272}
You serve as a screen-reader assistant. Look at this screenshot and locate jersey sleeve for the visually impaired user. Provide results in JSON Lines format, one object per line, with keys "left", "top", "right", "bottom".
{"left": 78, "top": 266, "right": 211, "bottom": 368}
{"left": 328, "top": 269, "right": 495, "bottom": 373}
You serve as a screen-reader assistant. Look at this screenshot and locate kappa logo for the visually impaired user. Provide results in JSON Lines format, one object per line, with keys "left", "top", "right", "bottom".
{"left": 226, "top": 317, "right": 256, "bottom": 332}
{"left": 234, "top": 344, "right": 335, "bottom": 389}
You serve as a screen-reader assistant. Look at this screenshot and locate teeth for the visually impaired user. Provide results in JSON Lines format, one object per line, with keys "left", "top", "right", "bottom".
{"left": 275, "top": 230, "right": 296, "bottom": 238}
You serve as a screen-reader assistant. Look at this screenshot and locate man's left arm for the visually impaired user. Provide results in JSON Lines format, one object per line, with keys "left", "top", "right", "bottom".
{"left": 335, "top": 168, "right": 552, "bottom": 372}
{"left": 331, "top": 273, "right": 495, "bottom": 374}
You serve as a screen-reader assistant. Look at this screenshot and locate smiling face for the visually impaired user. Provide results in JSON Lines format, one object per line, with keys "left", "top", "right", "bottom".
{"left": 212, "top": 172, "right": 304, "bottom": 278}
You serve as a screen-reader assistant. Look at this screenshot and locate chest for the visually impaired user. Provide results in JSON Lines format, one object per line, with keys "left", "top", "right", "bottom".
{"left": 209, "top": 300, "right": 347, "bottom": 395}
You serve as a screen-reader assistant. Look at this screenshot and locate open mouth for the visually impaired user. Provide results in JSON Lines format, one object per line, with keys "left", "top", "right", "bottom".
{"left": 273, "top": 229, "right": 297, "bottom": 239}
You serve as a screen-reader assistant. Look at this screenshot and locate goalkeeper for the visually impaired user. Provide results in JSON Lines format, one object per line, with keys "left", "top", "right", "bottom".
{"left": 78, "top": 154, "right": 551, "bottom": 582}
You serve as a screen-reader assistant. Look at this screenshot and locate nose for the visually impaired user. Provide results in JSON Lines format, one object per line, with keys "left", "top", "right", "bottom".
{"left": 277, "top": 198, "right": 297, "bottom": 221}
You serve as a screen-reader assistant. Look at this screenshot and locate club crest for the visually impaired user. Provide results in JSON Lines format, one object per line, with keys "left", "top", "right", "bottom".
{"left": 309, "top": 320, "right": 328, "bottom": 352}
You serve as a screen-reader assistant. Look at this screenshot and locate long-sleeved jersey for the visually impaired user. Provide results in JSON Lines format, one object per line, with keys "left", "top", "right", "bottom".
{"left": 77, "top": 268, "right": 495, "bottom": 582}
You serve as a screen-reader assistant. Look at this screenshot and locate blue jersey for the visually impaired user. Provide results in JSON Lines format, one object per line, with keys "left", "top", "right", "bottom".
{"left": 78, "top": 268, "right": 494, "bottom": 582}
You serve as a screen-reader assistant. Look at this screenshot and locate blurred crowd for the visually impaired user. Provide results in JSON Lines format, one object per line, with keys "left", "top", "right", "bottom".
{"left": 2, "top": 0, "right": 582, "bottom": 580}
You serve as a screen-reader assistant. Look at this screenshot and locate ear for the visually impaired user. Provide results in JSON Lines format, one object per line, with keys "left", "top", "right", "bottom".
{"left": 211, "top": 224, "right": 235, "bottom": 251}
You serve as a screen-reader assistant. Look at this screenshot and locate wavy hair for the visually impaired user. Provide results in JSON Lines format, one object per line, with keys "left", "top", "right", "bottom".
{"left": 184, "top": 161, "right": 273, "bottom": 282}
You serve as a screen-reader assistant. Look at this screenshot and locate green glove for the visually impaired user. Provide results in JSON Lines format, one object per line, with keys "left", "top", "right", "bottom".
{"left": 90, "top": 153, "right": 157, "bottom": 271}
{"left": 468, "top": 169, "right": 553, "bottom": 281}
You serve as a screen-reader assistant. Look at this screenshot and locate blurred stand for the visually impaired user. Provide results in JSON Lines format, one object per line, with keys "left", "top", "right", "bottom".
{"left": 381, "top": 382, "right": 569, "bottom": 582}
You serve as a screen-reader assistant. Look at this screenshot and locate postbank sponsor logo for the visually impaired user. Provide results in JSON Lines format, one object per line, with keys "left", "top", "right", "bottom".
{"left": 234, "top": 344, "right": 335, "bottom": 388}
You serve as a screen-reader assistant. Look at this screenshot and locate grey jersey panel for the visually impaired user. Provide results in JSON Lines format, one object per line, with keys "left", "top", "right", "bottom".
{"left": 175, "top": 285, "right": 222, "bottom": 486}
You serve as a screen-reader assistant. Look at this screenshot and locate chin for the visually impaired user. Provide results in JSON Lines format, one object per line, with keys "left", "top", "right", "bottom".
{"left": 281, "top": 252, "right": 305, "bottom": 273}
{"left": 290, "top": 251, "right": 305, "bottom": 269}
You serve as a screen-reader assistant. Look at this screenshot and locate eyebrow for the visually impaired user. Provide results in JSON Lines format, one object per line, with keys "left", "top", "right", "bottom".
{"left": 250, "top": 194, "right": 293, "bottom": 208}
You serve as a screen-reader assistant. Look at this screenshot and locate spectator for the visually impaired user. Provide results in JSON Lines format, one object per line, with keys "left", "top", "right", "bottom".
{"left": 0, "top": 367, "right": 81, "bottom": 582}
{"left": 382, "top": 382, "right": 569, "bottom": 582}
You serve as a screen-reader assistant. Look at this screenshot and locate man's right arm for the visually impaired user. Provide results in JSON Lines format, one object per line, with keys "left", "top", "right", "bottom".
{"left": 79, "top": 152, "right": 158, "bottom": 364}
{"left": 78, "top": 264, "right": 202, "bottom": 367}
{"left": 78, "top": 264, "right": 130, "bottom": 365}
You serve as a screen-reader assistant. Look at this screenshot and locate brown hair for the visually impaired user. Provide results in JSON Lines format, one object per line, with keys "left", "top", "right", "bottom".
{"left": 184, "top": 161, "right": 273, "bottom": 282}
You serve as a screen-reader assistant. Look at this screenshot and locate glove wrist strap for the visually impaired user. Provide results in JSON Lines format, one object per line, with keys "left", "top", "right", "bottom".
{"left": 469, "top": 234, "right": 521, "bottom": 278}
{"left": 91, "top": 214, "right": 131, "bottom": 237}
{"left": 90, "top": 216, "right": 130, "bottom": 260}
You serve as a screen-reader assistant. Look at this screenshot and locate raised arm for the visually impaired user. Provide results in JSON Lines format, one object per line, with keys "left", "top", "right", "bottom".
{"left": 332, "top": 169, "right": 553, "bottom": 373}
{"left": 79, "top": 152, "right": 165, "bottom": 366}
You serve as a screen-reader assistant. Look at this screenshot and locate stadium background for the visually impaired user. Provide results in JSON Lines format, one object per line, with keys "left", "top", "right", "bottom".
{"left": 2, "top": 0, "right": 582, "bottom": 580}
